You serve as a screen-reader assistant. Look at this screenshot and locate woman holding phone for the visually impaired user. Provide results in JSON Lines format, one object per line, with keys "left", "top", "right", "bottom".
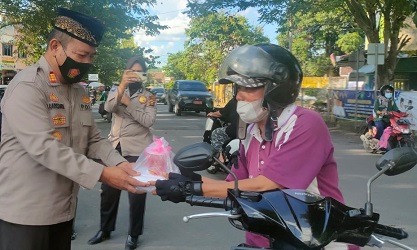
{"left": 88, "top": 56, "right": 157, "bottom": 250}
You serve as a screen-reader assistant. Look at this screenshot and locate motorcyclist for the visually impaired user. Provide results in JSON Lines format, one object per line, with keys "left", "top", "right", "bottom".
{"left": 206, "top": 96, "right": 238, "bottom": 164}
{"left": 100, "top": 85, "right": 111, "bottom": 102}
{"left": 151, "top": 44, "right": 350, "bottom": 249}
{"left": 373, "top": 85, "right": 399, "bottom": 140}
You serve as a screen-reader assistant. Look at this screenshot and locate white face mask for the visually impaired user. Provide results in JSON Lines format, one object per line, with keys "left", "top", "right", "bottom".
{"left": 237, "top": 99, "right": 269, "bottom": 123}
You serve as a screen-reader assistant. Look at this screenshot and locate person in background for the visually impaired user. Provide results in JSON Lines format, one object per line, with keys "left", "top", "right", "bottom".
{"left": 206, "top": 96, "right": 238, "bottom": 168}
{"left": 373, "top": 85, "right": 399, "bottom": 140}
{"left": 88, "top": 56, "right": 156, "bottom": 250}
{"left": 152, "top": 44, "right": 355, "bottom": 249}
{"left": 100, "top": 85, "right": 111, "bottom": 102}
{"left": 0, "top": 8, "right": 147, "bottom": 250}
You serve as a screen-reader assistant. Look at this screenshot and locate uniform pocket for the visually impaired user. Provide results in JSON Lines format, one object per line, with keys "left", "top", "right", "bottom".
{"left": 80, "top": 111, "right": 93, "bottom": 127}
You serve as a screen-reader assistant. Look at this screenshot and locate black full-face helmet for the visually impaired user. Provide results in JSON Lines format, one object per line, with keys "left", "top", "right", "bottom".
{"left": 218, "top": 44, "right": 303, "bottom": 107}
{"left": 380, "top": 85, "right": 394, "bottom": 97}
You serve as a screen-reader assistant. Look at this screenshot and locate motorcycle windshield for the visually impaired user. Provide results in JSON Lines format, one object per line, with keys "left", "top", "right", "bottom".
{"left": 230, "top": 189, "right": 379, "bottom": 249}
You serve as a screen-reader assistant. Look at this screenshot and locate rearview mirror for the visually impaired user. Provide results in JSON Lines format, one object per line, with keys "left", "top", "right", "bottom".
{"left": 173, "top": 142, "right": 219, "bottom": 172}
{"left": 376, "top": 147, "right": 417, "bottom": 176}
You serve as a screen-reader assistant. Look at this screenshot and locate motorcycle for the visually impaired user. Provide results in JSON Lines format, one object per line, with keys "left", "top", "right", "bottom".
{"left": 360, "top": 110, "right": 414, "bottom": 154}
{"left": 98, "top": 101, "right": 112, "bottom": 123}
{"left": 202, "top": 116, "right": 239, "bottom": 174}
{"left": 90, "top": 94, "right": 96, "bottom": 106}
{"left": 173, "top": 142, "right": 416, "bottom": 250}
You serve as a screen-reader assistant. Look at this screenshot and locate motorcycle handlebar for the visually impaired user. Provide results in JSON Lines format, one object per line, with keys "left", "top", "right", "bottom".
{"left": 374, "top": 223, "right": 408, "bottom": 240}
{"left": 185, "top": 195, "right": 231, "bottom": 209}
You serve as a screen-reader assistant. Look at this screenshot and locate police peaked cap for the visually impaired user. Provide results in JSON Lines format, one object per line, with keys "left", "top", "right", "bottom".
{"left": 54, "top": 8, "right": 104, "bottom": 47}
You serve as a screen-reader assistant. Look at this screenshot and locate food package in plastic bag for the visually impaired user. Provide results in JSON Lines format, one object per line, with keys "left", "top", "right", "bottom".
{"left": 133, "top": 137, "right": 179, "bottom": 192}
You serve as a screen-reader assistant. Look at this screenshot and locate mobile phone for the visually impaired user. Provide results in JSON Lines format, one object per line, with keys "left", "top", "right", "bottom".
{"left": 132, "top": 71, "right": 147, "bottom": 82}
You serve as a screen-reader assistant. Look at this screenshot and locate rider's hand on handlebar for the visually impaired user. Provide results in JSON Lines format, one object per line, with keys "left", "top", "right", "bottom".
{"left": 154, "top": 173, "right": 202, "bottom": 203}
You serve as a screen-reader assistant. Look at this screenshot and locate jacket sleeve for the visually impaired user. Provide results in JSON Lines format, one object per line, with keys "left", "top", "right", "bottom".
{"left": 104, "top": 87, "right": 119, "bottom": 113}
{"left": 2, "top": 82, "right": 106, "bottom": 189}
{"left": 374, "top": 99, "right": 380, "bottom": 112}
{"left": 124, "top": 92, "right": 157, "bottom": 128}
{"left": 392, "top": 101, "right": 399, "bottom": 112}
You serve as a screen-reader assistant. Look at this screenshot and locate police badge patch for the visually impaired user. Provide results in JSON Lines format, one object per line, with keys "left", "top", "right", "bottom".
{"left": 139, "top": 95, "right": 147, "bottom": 104}
{"left": 52, "top": 114, "right": 66, "bottom": 125}
{"left": 52, "top": 131, "right": 63, "bottom": 141}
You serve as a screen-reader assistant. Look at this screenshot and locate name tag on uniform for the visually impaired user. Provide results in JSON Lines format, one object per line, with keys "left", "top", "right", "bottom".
{"left": 47, "top": 103, "right": 65, "bottom": 109}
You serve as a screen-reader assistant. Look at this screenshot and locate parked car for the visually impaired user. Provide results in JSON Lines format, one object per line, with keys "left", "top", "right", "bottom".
{"left": 150, "top": 87, "right": 167, "bottom": 104}
{"left": 167, "top": 80, "right": 213, "bottom": 116}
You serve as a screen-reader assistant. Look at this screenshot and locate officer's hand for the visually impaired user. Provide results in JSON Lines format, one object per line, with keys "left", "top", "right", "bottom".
{"left": 120, "top": 70, "right": 137, "bottom": 88}
{"left": 153, "top": 173, "right": 198, "bottom": 203}
{"left": 100, "top": 166, "right": 149, "bottom": 194}
{"left": 117, "top": 161, "right": 139, "bottom": 176}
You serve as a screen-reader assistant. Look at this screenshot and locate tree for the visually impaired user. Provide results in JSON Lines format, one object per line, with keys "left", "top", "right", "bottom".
{"left": 344, "top": 0, "right": 415, "bottom": 87}
{"left": 0, "top": 0, "right": 167, "bottom": 84}
{"left": 164, "top": 12, "right": 269, "bottom": 85}
{"left": 163, "top": 52, "right": 187, "bottom": 81}
{"left": 187, "top": 0, "right": 417, "bottom": 86}
{"left": 187, "top": 0, "right": 364, "bottom": 77}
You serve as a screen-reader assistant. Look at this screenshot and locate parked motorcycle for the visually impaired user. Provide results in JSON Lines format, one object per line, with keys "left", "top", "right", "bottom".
{"left": 173, "top": 142, "right": 416, "bottom": 249}
{"left": 202, "top": 116, "right": 239, "bottom": 174}
{"left": 360, "top": 110, "right": 414, "bottom": 154}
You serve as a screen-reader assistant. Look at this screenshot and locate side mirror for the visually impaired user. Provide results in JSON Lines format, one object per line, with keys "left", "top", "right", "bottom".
{"left": 173, "top": 142, "right": 219, "bottom": 172}
{"left": 376, "top": 147, "right": 417, "bottom": 176}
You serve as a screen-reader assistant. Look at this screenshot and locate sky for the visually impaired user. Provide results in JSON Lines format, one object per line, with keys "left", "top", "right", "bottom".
{"left": 134, "top": 0, "right": 278, "bottom": 67}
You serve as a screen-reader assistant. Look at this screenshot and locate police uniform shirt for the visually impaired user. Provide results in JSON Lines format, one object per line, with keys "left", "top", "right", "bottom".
{"left": 105, "top": 85, "right": 157, "bottom": 157}
{"left": 0, "top": 57, "right": 126, "bottom": 225}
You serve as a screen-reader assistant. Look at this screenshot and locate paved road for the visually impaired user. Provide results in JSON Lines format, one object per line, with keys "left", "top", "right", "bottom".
{"left": 71, "top": 104, "right": 417, "bottom": 250}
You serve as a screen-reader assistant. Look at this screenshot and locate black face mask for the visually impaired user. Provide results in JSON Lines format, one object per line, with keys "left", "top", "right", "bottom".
{"left": 128, "top": 82, "right": 142, "bottom": 96}
{"left": 57, "top": 49, "right": 92, "bottom": 84}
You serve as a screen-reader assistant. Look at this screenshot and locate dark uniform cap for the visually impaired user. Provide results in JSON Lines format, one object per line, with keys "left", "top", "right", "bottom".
{"left": 54, "top": 8, "right": 104, "bottom": 47}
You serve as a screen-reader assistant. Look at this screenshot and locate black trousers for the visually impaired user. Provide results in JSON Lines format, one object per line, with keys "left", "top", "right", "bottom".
{"left": 0, "top": 219, "right": 72, "bottom": 250}
{"left": 100, "top": 155, "right": 147, "bottom": 237}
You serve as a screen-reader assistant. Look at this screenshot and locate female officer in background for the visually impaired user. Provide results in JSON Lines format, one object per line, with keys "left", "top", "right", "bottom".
{"left": 88, "top": 56, "right": 156, "bottom": 250}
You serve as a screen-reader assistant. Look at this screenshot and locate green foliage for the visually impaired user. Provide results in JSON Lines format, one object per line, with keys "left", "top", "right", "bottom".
{"left": 164, "top": 12, "right": 269, "bottom": 85}
{"left": 187, "top": 0, "right": 362, "bottom": 77}
{"left": 0, "top": 0, "right": 167, "bottom": 84}
{"left": 162, "top": 52, "right": 187, "bottom": 80}
{"left": 344, "top": 0, "right": 417, "bottom": 86}
{"left": 336, "top": 32, "right": 365, "bottom": 54}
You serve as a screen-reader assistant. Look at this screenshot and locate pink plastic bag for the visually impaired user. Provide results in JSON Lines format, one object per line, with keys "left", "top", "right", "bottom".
{"left": 133, "top": 137, "right": 179, "bottom": 192}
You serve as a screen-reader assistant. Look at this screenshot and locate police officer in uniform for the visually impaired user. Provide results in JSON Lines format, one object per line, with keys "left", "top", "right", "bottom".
{"left": 88, "top": 56, "right": 156, "bottom": 250}
{"left": 0, "top": 8, "right": 148, "bottom": 250}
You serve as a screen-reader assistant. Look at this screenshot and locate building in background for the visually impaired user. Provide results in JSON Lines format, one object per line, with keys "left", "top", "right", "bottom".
{"left": 0, "top": 15, "right": 28, "bottom": 85}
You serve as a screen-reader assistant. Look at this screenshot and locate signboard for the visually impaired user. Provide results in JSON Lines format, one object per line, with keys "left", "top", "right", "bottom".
{"left": 0, "top": 56, "right": 16, "bottom": 70}
{"left": 88, "top": 74, "right": 99, "bottom": 81}
{"left": 395, "top": 91, "right": 417, "bottom": 130}
{"left": 331, "top": 89, "right": 375, "bottom": 120}
{"left": 367, "top": 43, "right": 385, "bottom": 65}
